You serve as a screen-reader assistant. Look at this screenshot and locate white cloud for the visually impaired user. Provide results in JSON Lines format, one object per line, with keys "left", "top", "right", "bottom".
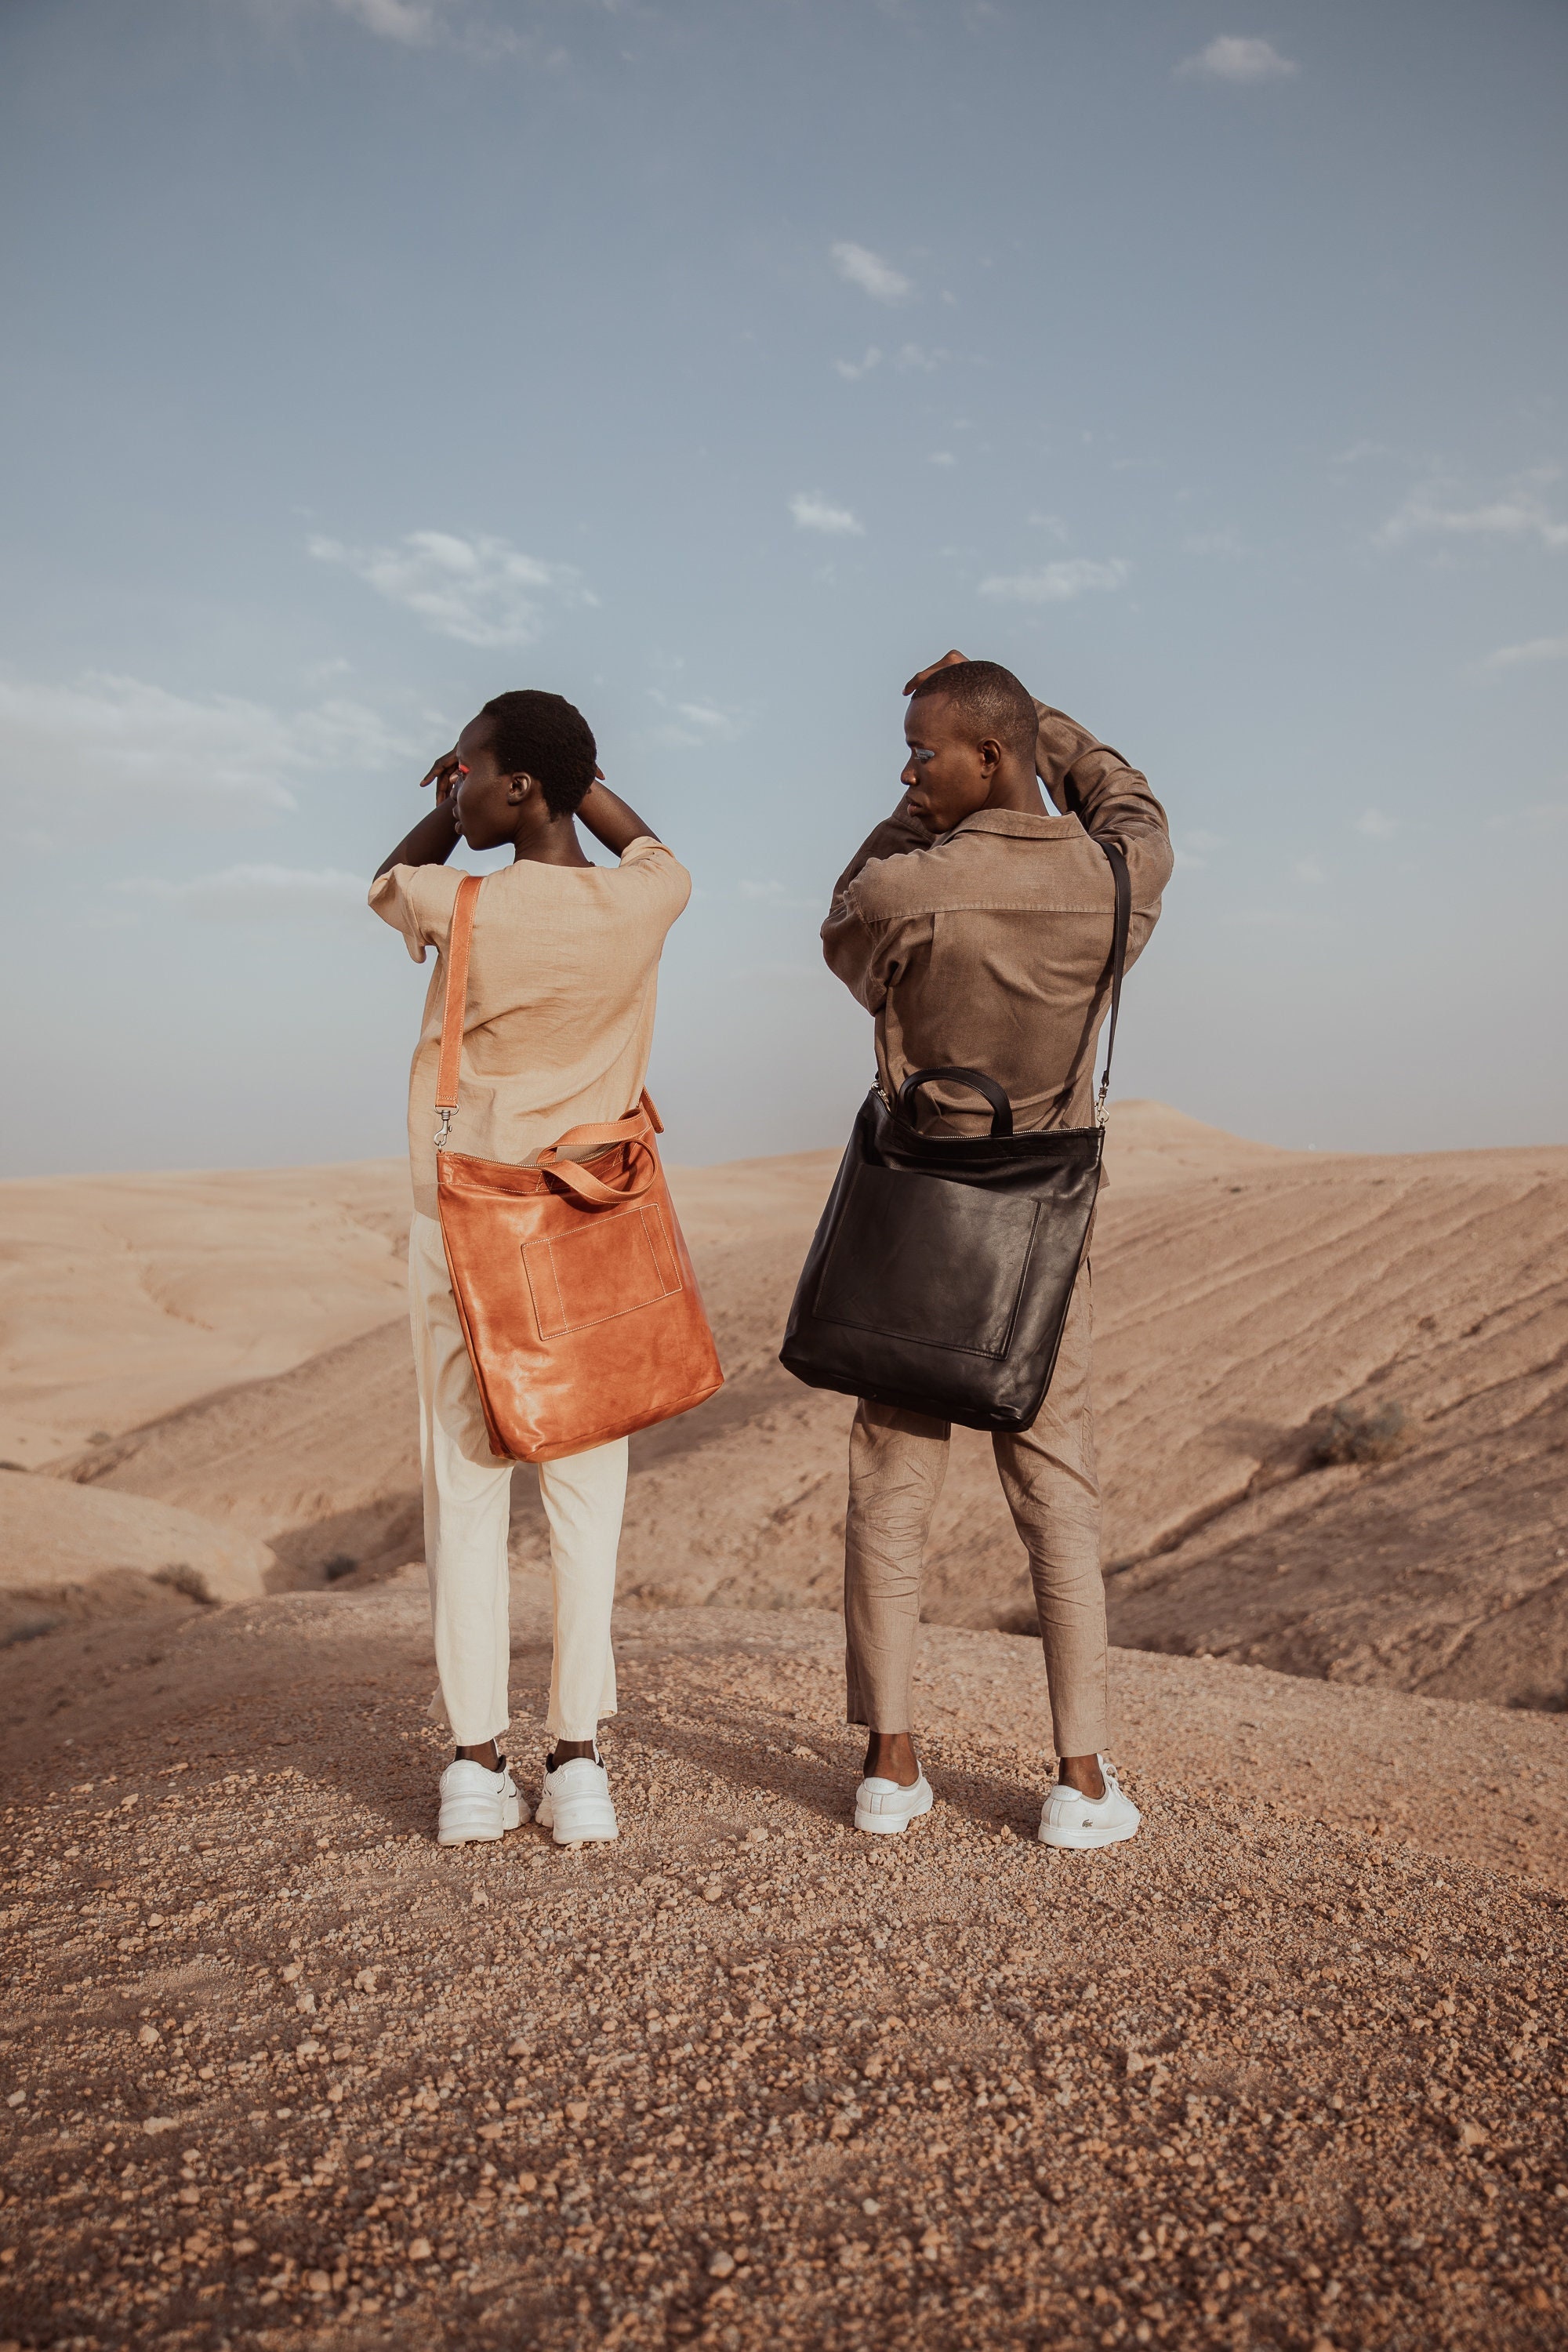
{"left": 790, "top": 492, "right": 865, "bottom": 538}
{"left": 309, "top": 528, "right": 596, "bottom": 648}
{"left": 1356, "top": 808, "right": 1399, "bottom": 840}
{"left": 0, "top": 672, "right": 411, "bottom": 826}
{"left": 833, "top": 347, "right": 882, "bottom": 382}
{"left": 113, "top": 865, "right": 368, "bottom": 925}
{"left": 1374, "top": 481, "right": 1568, "bottom": 553}
{"left": 1176, "top": 35, "right": 1299, "bottom": 84}
{"left": 830, "top": 241, "right": 913, "bottom": 304}
{"left": 1294, "top": 855, "right": 1327, "bottom": 885}
{"left": 644, "top": 690, "right": 745, "bottom": 751}
{"left": 1184, "top": 528, "right": 1244, "bottom": 557}
{"left": 1483, "top": 630, "right": 1568, "bottom": 670}
{"left": 978, "top": 557, "right": 1131, "bottom": 604}
{"left": 332, "top": 0, "right": 441, "bottom": 40}
{"left": 894, "top": 343, "right": 948, "bottom": 372}
{"left": 1027, "top": 512, "right": 1071, "bottom": 542}
{"left": 927, "top": 452, "right": 957, "bottom": 468}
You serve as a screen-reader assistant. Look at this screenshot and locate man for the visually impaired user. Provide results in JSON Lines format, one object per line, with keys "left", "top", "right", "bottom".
{"left": 370, "top": 690, "right": 689, "bottom": 1849}
{"left": 820, "top": 652, "right": 1172, "bottom": 1847}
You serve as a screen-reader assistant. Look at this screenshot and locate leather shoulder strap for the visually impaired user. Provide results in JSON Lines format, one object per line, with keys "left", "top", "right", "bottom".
{"left": 434, "top": 872, "right": 482, "bottom": 1120}
{"left": 1094, "top": 841, "right": 1131, "bottom": 1126}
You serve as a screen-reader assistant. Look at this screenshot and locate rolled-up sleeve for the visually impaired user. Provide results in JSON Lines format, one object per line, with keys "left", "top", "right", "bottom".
{"left": 820, "top": 809, "right": 931, "bottom": 1013}
{"left": 368, "top": 863, "right": 451, "bottom": 963}
{"left": 1033, "top": 702, "right": 1174, "bottom": 916}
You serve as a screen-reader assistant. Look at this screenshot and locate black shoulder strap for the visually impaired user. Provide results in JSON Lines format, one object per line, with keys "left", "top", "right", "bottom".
{"left": 1094, "top": 841, "right": 1131, "bottom": 1127}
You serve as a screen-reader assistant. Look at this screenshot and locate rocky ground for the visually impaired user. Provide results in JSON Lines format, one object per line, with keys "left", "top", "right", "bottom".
{"left": 2, "top": 1589, "right": 1565, "bottom": 2351}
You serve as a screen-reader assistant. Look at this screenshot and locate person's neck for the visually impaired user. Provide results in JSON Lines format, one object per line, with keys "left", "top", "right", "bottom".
{"left": 510, "top": 814, "right": 593, "bottom": 868}
{"left": 981, "top": 760, "right": 1050, "bottom": 818}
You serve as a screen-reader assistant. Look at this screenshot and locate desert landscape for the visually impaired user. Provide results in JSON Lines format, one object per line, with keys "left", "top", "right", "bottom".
{"left": 2, "top": 1104, "right": 1566, "bottom": 2350}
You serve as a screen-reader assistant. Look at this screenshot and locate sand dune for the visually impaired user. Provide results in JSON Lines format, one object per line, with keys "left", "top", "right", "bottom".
{"left": 38, "top": 1105, "right": 1568, "bottom": 1711}
{"left": 0, "top": 1466, "right": 273, "bottom": 1642}
{"left": 0, "top": 1160, "right": 410, "bottom": 1468}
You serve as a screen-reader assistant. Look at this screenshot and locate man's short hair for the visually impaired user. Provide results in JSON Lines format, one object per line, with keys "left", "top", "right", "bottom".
{"left": 909, "top": 659, "right": 1038, "bottom": 763}
{"left": 477, "top": 690, "right": 597, "bottom": 817}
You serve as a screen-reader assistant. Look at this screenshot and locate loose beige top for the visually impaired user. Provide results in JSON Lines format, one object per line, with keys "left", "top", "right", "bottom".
{"left": 369, "top": 837, "right": 691, "bottom": 1218}
{"left": 821, "top": 702, "right": 1173, "bottom": 1137}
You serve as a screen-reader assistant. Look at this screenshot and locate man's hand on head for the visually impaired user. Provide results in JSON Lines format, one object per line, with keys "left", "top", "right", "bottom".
{"left": 902, "top": 650, "right": 969, "bottom": 696}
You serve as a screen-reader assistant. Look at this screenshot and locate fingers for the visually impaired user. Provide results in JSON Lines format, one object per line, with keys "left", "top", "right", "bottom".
{"left": 902, "top": 649, "right": 968, "bottom": 695}
{"left": 419, "top": 748, "right": 459, "bottom": 791}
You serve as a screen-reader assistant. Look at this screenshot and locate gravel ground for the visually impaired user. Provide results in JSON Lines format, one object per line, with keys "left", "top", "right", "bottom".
{"left": 2, "top": 1593, "right": 1565, "bottom": 2351}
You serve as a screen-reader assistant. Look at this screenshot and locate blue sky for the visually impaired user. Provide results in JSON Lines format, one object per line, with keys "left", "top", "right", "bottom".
{"left": 2, "top": 0, "right": 1565, "bottom": 1176}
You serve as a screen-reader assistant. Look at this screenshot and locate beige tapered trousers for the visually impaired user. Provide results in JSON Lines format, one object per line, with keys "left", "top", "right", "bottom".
{"left": 408, "top": 1212, "right": 627, "bottom": 1749}
{"left": 844, "top": 1263, "right": 1110, "bottom": 1759}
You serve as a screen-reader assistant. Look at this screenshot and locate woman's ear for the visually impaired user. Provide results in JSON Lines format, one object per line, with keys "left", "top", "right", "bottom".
{"left": 505, "top": 772, "right": 535, "bottom": 804}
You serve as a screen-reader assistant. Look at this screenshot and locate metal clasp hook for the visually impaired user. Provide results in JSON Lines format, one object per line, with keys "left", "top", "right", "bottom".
{"left": 434, "top": 1108, "right": 454, "bottom": 1151}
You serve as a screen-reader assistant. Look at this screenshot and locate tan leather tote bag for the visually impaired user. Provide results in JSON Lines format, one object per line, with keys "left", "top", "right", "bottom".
{"left": 433, "top": 871, "right": 724, "bottom": 1462}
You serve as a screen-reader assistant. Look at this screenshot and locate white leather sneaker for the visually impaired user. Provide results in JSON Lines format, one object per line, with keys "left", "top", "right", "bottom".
{"left": 1037, "top": 1755, "right": 1141, "bottom": 1850}
{"left": 854, "top": 1771, "right": 935, "bottom": 1837}
{"left": 537, "top": 1751, "right": 619, "bottom": 1847}
{"left": 436, "top": 1757, "right": 528, "bottom": 1847}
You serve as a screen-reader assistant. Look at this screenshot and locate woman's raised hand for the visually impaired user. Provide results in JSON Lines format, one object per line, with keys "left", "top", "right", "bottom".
{"left": 419, "top": 748, "right": 461, "bottom": 803}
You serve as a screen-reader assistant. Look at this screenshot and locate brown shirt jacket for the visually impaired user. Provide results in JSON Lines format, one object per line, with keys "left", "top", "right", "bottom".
{"left": 821, "top": 702, "right": 1173, "bottom": 1135}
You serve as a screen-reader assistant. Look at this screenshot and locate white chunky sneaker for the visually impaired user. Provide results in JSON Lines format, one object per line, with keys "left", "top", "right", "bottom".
{"left": 536, "top": 1751, "right": 619, "bottom": 1847}
{"left": 436, "top": 1757, "right": 527, "bottom": 1848}
{"left": 854, "top": 1771, "right": 935, "bottom": 1837}
{"left": 1037, "top": 1755, "right": 1141, "bottom": 1850}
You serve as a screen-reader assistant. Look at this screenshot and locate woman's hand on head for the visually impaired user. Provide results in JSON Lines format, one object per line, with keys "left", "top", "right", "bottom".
{"left": 419, "top": 748, "right": 461, "bottom": 803}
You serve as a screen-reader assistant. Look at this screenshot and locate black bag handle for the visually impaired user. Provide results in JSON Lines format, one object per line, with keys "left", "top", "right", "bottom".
{"left": 1094, "top": 841, "right": 1131, "bottom": 1126}
{"left": 898, "top": 1066, "right": 1014, "bottom": 1138}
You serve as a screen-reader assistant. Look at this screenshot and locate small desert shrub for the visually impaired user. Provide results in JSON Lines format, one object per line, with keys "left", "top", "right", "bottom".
{"left": 1314, "top": 1399, "right": 1405, "bottom": 1467}
{"left": 2, "top": 1611, "right": 64, "bottom": 1649}
{"left": 323, "top": 1554, "right": 358, "bottom": 1583}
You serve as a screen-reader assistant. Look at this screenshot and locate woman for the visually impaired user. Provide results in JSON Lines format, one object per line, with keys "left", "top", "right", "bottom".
{"left": 369, "top": 689, "right": 689, "bottom": 1848}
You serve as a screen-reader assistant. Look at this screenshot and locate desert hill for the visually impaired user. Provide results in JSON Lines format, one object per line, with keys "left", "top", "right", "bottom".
{"left": 27, "top": 1104, "right": 1568, "bottom": 1715}
{"left": 3, "top": 1110, "right": 1567, "bottom": 2348}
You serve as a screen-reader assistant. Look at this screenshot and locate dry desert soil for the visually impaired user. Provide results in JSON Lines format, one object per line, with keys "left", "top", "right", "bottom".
{"left": 2, "top": 1103, "right": 1566, "bottom": 2351}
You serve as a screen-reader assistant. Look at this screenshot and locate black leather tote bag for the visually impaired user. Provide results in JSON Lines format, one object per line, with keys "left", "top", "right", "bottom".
{"left": 779, "top": 841, "right": 1130, "bottom": 1433}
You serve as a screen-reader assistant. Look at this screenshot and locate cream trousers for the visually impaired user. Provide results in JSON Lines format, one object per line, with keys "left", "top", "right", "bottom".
{"left": 843, "top": 1262, "right": 1110, "bottom": 1759}
{"left": 408, "top": 1211, "right": 627, "bottom": 1748}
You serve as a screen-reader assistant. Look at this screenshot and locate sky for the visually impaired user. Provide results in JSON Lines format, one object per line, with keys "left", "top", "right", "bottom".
{"left": 2, "top": 0, "right": 1566, "bottom": 1178}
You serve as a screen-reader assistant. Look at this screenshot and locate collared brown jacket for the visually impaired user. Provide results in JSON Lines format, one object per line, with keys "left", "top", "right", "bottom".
{"left": 820, "top": 700, "right": 1173, "bottom": 1134}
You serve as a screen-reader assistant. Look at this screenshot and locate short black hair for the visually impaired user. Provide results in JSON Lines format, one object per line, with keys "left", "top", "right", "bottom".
{"left": 909, "top": 659, "right": 1038, "bottom": 764}
{"left": 477, "top": 689, "right": 597, "bottom": 818}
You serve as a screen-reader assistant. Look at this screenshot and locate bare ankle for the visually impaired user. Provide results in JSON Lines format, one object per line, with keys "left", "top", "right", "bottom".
{"left": 1057, "top": 1753, "right": 1106, "bottom": 1801}
{"left": 864, "top": 1730, "right": 920, "bottom": 1788}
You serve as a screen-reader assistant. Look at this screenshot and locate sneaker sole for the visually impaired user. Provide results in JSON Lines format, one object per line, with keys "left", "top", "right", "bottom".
{"left": 436, "top": 1798, "right": 526, "bottom": 1847}
{"left": 1037, "top": 1817, "right": 1141, "bottom": 1851}
{"left": 550, "top": 1821, "right": 619, "bottom": 1847}
{"left": 854, "top": 1787, "right": 935, "bottom": 1837}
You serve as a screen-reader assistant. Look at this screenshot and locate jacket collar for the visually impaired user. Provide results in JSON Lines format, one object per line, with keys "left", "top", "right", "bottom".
{"left": 948, "top": 808, "right": 1082, "bottom": 841}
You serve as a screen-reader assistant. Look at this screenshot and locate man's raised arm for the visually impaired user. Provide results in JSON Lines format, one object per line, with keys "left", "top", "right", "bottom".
{"left": 1033, "top": 700, "right": 1174, "bottom": 913}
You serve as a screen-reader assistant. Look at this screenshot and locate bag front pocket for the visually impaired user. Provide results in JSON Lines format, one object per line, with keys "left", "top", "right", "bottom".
{"left": 812, "top": 1160, "right": 1040, "bottom": 1359}
{"left": 522, "top": 1203, "right": 684, "bottom": 1338}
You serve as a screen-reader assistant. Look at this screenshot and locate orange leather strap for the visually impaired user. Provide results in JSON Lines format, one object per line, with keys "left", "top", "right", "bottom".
{"left": 434, "top": 872, "right": 482, "bottom": 1117}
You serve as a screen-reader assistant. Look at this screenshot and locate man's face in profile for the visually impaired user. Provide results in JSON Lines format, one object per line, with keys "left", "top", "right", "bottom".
{"left": 901, "top": 694, "right": 999, "bottom": 836}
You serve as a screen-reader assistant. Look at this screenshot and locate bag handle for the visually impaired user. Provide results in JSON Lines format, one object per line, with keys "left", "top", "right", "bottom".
{"left": 898, "top": 1067, "right": 1014, "bottom": 1138}
{"left": 432, "top": 870, "right": 660, "bottom": 1200}
{"left": 1094, "top": 841, "right": 1131, "bottom": 1127}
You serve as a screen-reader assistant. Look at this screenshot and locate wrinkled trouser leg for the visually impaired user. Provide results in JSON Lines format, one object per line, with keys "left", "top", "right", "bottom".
{"left": 408, "top": 1212, "right": 626, "bottom": 1750}
{"left": 843, "top": 1263, "right": 1109, "bottom": 1756}
{"left": 992, "top": 1266, "right": 1109, "bottom": 1757}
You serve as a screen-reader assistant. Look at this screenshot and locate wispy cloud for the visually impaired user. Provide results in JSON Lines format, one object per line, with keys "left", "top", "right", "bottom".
{"left": 894, "top": 343, "right": 948, "bottom": 372}
{"left": 1355, "top": 808, "right": 1399, "bottom": 840}
{"left": 790, "top": 492, "right": 865, "bottom": 539}
{"left": 830, "top": 241, "right": 913, "bottom": 304}
{"left": 332, "top": 0, "right": 441, "bottom": 42}
{"left": 1294, "top": 855, "right": 1327, "bottom": 885}
{"left": 1176, "top": 35, "right": 1298, "bottom": 84}
{"left": 1374, "top": 479, "right": 1568, "bottom": 553}
{"left": 978, "top": 557, "right": 1131, "bottom": 604}
{"left": 0, "top": 673, "right": 410, "bottom": 826}
{"left": 927, "top": 452, "right": 957, "bottom": 468}
{"left": 1183, "top": 527, "right": 1244, "bottom": 557}
{"left": 833, "top": 347, "right": 882, "bottom": 382}
{"left": 309, "top": 528, "right": 597, "bottom": 647}
{"left": 112, "top": 864, "right": 368, "bottom": 924}
{"left": 644, "top": 690, "right": 746, "bottom": 751}
{"left": 1483, "top": 630, "right": 1568, "bottom": 671}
